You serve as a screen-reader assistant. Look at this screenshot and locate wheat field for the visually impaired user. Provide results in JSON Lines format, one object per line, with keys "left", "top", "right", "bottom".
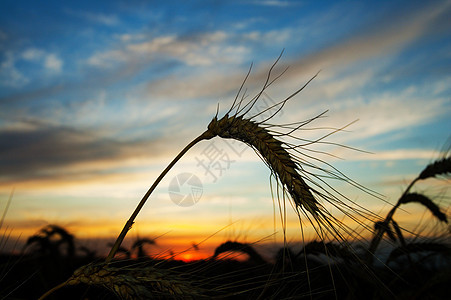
{"left": 2, "top": 57, "right": 450, "bottom": 300}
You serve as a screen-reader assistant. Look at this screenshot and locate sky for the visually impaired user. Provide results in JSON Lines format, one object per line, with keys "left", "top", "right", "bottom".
{"left": 0, "top": 0, "right": 450, "bottom": 260}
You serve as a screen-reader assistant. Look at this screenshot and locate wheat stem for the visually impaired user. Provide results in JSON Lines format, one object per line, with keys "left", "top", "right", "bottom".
{"left": 367, "top": 178, "right": 418, "bottom": 261}
{"left": 0, "top": 188, "right": 14, "bottom": 231}
{"left": 38, "top": 280, "right": 68, "bottom": 300}
{"left": 106, "top": 132, "right": 212, "bottom": 263}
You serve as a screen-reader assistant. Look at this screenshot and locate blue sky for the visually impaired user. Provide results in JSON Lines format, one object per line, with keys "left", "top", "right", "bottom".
{"left": 0, "top": 0, "right": 450, "bottom": 256}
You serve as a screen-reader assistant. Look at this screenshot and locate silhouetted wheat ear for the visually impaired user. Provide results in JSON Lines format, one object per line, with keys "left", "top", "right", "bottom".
{"left": 65, "top": 263, "right": 202, "bottom": 299}
{"left": 199, "top": 55, "right": 383, "bottom": 246}
{"left": 205, "top": 115, "right": 319, "bottom": 215}
{"left": 399, "top": 193, "right": 448, "bottom": 223}
{"left": 105, "top": 52, "right": 378, "bottom": 264}
{"left": 367, "top": 154, "right": 450, "bottom": 262}
{"left": 374, "top": 221, "right": 397, "bottom": 242}
{"left": 212, "top": 240, "right": 266, "bottom": 264}
{"left": 390, "top": 219, "right": 406, "bottom": 246}
{"left": 418, "top": 157, "right": 451, "bottom": 180}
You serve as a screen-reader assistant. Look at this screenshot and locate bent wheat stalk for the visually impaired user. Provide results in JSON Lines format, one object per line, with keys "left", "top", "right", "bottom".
{"left": 106, "top": 52, "right": 375, "bottom": 263}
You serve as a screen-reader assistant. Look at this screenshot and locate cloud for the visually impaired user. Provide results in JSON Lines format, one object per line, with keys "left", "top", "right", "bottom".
{"left": 86, "top": 31, "right": 248, "bottom": 69}
{"left": 342, "top": 149, "right": 445, "bottom": 162}
{"left": 143, "top": 67, "right": 248, "bottom": 101}
{"left": 285, "top": 1, "right": 451, "bottom": 76}
{"left": 44, "top": 53, "right": 63, "bottom": 72}
{"left": 262, "top": 66, "right": 450, "bottom": 143}
{"left": 350, "top": 94, "right": 448, "bottom": 141}
{"left": 0, "top": 52, "right": 29, "bottom": 87}
{"left": 1, "top": 1, "right": 448, "bottom": 145}
{"left": 20, "top": 47, "right": 64, "bottom": 73}
{"left": 22, "top": 48, "right": 46, "bottom": 61}
{"left": 123, "top": 1, "right": 450, "bottom": 109}
{"left": 85, "top": 49, "right": 124, "bottom": 68}
{"left": 0, "top": 29, "right": 251, "bottom": 104}
{"left": 115, "top": 33, "right": 147, "bottom": 42}
{"left": 242, "top": 29, "right": 293, "bottom": 45}
{"left": 85, "top": 13, "right": 119, "bottom": 26}
{"left": 65, "top": 9, "right": 120, "bottom": 26}
{"left": 249, "top": 0, "right": 299, "bottom": 7}
{"left": 0, "top": 123, "right": 114, "bottom": 178}
{"left": 0, "top": 120, "right": 170, "bottom": 184}
{"left": 319, "top": 79, "right": 450, "bottom": 144}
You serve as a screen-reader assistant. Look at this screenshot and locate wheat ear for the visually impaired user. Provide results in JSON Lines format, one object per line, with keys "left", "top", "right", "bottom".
{"left": 367, "top": 155, "right": 450, "bottom": 261}
{"left": 106, "top": 53, "right": 376, "bottom": 262}
{"left": 418, "top": 157, "right": 451, "bottom": 180}
{"left": 38, "top": 263, "right": 202, "bottom": 300}
{"left": 206, "top": 115, "right": 319, "bottom": 214}
{"left": 212, "top": 241, "right": 266, "bottom": 264}
{"left": 399, "top": 193, "right": 448, "bottom": 223}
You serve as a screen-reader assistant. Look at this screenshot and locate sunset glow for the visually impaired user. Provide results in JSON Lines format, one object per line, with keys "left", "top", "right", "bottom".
{"left": 0, "top": 0, "right": 450, "bottom": 260}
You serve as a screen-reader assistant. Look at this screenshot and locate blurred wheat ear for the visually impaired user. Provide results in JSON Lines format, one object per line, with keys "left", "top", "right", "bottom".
{"left": 38, "top": 263, "right": 203, "bottom": 300}
{"left": 418, "top": 157, "right": 451, "bottom": 180}
{"left": 367, "top": 155, "right": 450, "bottom": 262}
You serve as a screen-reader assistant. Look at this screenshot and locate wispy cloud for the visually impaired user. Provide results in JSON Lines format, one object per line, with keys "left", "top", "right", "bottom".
{"left": 292, "top": 74, "right": 451, "bottom": 143}
{"left": 86, "top": 31, "right": 248, "bottom": 69}
{"left": 44, "top": 53, "right": 63, "bottom": 72}
{"left": 283, "top": 1, "right": 451, "bottom": 75}
{"left": 0, "top": 120, "right": 171, "bottom": 185}
{"left": 143, "top": 67, "right": 248, "bottom": 101}
{"left": 65, "top": 9, "right": 120, "bottom": 26}
{"left": 21, "top": 48, "right": 46, "bottom": 61}
{"left": 0, "top": 52, "right": 29, "bottom": 87}
{"left": 249, "top": 0, "right": 299, "bottom": 7}
{"left": 124, "top": 1, "right": 450, "bottom": 112}
{"left": 21, "top": 47, "right": 63, "bottom": 73}
{"left": 343, "top": 149, "right": 445, "bottom": 162}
